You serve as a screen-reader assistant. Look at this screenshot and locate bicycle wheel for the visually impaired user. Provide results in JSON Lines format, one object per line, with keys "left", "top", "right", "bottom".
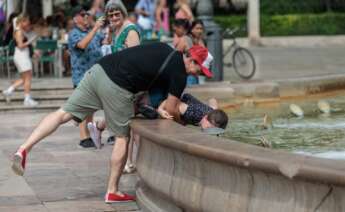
{"left": 232, "top": 47, "right": 256, "bottom": 79}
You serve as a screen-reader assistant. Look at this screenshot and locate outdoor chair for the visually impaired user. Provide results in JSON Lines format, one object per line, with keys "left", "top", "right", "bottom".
{"left": 35, "top": 39, "right": 58, "bottom": 77}
{"left": 141, "top": 29, "right": 160, "bottom": 45}
{"left": 0, "top": 40, "right": 15, "bottom": 79}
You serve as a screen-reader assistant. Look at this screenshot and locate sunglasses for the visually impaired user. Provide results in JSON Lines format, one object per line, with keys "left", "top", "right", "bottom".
{"left": 107, "top": 12, "right": 122, "bottom": 18}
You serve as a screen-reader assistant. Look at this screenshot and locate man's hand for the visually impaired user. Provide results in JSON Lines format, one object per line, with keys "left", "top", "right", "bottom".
{"left": 94, "top": 16, "right": 105, "bottom": 30}
{"left": 158, "top": 109, "right": 173, "bottom": 119}
{"left": 164, "top": 95, "right": 182, "bottom": 123}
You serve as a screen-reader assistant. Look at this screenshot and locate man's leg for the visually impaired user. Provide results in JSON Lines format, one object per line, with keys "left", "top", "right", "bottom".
{"left": 107, "top": 136, "right": 129, "bottom": 194}
{"left": 12, "top": 108, "right": 73, "bottom": 176}
{"left": 19, "top": 108, "right": 73, "bottom": 152}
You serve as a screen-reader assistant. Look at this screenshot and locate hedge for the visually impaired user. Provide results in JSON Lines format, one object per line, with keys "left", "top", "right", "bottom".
{"left": 214, "top": 13, "right": 345, "bottom": 37}
{"left": 260, "top": 0, "right": 342, "bottom": 15}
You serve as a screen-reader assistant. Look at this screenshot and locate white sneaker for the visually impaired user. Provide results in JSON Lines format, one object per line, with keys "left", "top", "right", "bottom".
{"left": 87, "top": 122, "right": 102, "bottom": 149}
{"left": 23, "top": 98, "right": 38, "bottom": 107}
{"left": 2, "top": 89, "right": 12, "bottom": 103}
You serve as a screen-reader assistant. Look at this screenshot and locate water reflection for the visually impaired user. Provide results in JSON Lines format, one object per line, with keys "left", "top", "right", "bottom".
{"left": 223, "top": 95, "right": 345, "bottom": 159}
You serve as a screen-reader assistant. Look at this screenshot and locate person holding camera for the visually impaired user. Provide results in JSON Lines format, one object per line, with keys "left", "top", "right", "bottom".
{"left": 68, "top": 5, "right": 105, "bottom": 148}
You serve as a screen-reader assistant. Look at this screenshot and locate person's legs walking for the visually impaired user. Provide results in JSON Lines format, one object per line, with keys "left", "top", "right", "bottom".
{"left": 22, "top": 70, "right": 38, "bottom": 106}
{"left": 22, "top": 70, "right": 32, "bottom": 95}
{"left": 2, "top": 76, "right": 24, "bottom": 102}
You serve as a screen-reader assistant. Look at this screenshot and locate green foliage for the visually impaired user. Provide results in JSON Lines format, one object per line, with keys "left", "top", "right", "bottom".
{"left": 214, "top": 13, "right": 345, "bottom": 36}
{"left": 260, "top": 0, "right": 345, "bottom": 15}
{"left": 214, "top": 16, "right": 247, "bottom": 37}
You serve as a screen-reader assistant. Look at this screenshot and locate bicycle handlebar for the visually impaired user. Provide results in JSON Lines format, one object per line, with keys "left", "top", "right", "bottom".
{"left": 223, "top": 27, "right": 242, "bottom": 38}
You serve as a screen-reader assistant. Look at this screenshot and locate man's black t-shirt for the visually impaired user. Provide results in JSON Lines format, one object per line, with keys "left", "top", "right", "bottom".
{"left": 97, "top": 42, "right": 187, "bottom": 98}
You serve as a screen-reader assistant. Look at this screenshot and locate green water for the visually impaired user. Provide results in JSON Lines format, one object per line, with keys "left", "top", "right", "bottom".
{"left": 223, "top": 95, "right": 345, "bottom": 158}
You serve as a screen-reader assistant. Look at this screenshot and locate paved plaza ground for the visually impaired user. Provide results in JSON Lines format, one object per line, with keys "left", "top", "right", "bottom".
{"left": 1, "top": 45, "right": 345, "bottom": 211}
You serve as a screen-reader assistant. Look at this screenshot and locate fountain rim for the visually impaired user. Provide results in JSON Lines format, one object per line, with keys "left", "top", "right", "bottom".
{"left": 131, "top": 119, "right": 345, "bottom": 187}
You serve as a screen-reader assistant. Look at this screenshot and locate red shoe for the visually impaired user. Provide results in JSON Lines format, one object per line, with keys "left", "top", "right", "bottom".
{"left": 105, "top": 192, "right": 136, "bottom": 203}
{"left": 12, "top": 148, "right": 27, "bottom": 176}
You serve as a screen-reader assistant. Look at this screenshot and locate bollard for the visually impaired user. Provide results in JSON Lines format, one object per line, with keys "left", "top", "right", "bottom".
{"left": 197, "top": 0, "right": 224, "bottom": 81}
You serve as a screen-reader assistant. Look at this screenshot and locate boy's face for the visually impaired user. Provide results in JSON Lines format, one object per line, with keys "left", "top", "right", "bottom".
{"left": 200, "top": 115, "right": 214, "bottom": 130}
{"left": 174, "top": 25, "right": 186, "bottom": 36}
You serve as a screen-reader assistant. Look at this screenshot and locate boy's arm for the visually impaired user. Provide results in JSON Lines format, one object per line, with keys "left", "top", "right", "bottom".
{"left": 208, "top": 98, "right": 218, "bottom": 109}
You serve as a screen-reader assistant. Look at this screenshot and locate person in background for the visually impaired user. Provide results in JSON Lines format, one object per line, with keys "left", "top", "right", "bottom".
{"left": 187, "top": 20, "right": 206, "bottom": 47}
{"left": 2, "top": 15, "right": 38, "bottom": 106}
{"left": 155, "top": 0, "right": 170, "bottom": 37}
{"left": 135, "top": 0, "right": 156, "bottom": 35}
{"left": 185, "top": 20, "right": 207, "bottom": 85}
{"left": 68, "top": 5, "right": 105, "bottom": 148}
{"left": 175, "top": 0, "right": 194, "bottom": 22}
{"left": 172, "top": 18, "right": 189, "bottom": 53}
{"left": 104, "top": 2, "right": 140, "bottom": 53}
{"left": 88, "top": 0, "right": 105, "bottom": 19}
{"left": 1, "top": 12, "right": 18, "bottom": 46}
{"left": 128, "top": 12, "right": 139, "bottom": 26}
{"left": 33, "top": 18, "right": 52, "bottom": 39}
{"left": 62, "top": 17, "right": 74, "bottom": 76}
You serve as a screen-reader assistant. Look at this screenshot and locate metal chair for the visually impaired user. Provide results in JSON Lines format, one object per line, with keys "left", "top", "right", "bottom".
{"left": 35, "top": 39, "right": 58, "bottom": 77}
{"left": 0, "top": 40, "right": 15, "bottom": 79}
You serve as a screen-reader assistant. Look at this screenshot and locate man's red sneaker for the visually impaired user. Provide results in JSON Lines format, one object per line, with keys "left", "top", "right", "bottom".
{"left": 12, "top": 148, "right": 27, "bottom": 176}
{"left": 105, "top": 192, "right": 136, "bottom": 203}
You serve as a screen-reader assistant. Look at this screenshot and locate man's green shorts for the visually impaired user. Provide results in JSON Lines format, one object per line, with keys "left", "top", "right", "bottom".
{"left": 63, "top": 64, "right": 134, "bottom": 137}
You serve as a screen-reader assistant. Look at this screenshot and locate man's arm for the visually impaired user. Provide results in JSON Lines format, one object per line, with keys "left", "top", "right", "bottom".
{"left": 164, "top": 94, "right": 182, "bottom": 123}
{"left": 76, "top": 18, "right": 104, "bottom": 49}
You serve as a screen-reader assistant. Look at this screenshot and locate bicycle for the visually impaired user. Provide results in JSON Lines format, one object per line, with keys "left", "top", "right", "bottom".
{"left": 223, "top": 27, "right": 256, "bottom": 80}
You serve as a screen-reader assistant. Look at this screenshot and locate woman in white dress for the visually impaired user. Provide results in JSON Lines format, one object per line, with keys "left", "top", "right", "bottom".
{"left": 2, "top": 15, "right": 38, "bottom": 106}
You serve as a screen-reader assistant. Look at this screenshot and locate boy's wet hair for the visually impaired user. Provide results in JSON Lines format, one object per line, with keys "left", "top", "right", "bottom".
{"left": 207, "top": 109, "right": 229, "bottom": 129}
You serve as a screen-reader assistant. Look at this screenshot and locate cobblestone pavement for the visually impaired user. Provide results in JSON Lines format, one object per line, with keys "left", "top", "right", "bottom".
{"left": 0, "top": 112, "right": 140, "bottom": 212}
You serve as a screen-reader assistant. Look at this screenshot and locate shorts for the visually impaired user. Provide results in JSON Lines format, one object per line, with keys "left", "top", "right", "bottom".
{"left": 63, "top": 64, "right": 135, "bottom": 137}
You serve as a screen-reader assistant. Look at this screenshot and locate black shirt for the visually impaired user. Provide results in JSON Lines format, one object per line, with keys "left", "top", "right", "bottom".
{"left": 98, "top": 42, "right": 187, "bottom": 98}
{"left": 180, "top": 93, "right": 213, "bottom": 125}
